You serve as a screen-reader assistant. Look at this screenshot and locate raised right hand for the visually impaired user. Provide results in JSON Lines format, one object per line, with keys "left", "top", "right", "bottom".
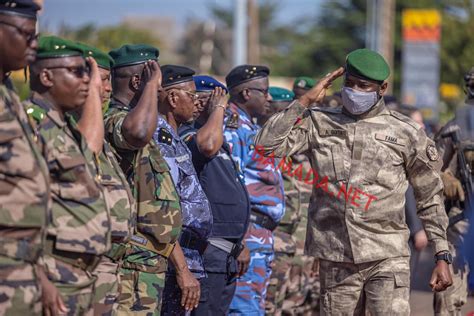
{"left": 141, "top": 60, "right": 162, "bottom": 88}
{"left": 300, "top": 67, "right": 345, "bottom": 107}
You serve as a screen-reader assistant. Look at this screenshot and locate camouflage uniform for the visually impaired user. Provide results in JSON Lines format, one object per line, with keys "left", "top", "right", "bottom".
{"left": 0, "top": 84, "right": 49, "bottom": 315}
{"left": 26, "top": 97, "right": 111, "bottom": 316}
{"left": 92, "top": 142, "right": 136, "bottom": 316}
{"left": 434, "top": 103, "right": 473, "bottom": 316}
{"left": 224, "top": 104, "right": 285, "bottom": 315}
{"left": 265, "top": 161, "right": 300, "bottom": 315}
{"left": 104, "top": 102, "right": 182, "bottom": 315}
{"left": 255, "top": 98, "right": 449, "bottom": 315}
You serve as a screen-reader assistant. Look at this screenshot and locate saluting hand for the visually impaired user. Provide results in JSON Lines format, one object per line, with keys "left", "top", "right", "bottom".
{"left": 300, "top": 67, "right": 345, "bottom": 107}
{"left": 85, "top": 57, "right": 102, "bottom": 92}
{"left": 208, "top": 86, "right": 228, "bottom": 113}
{"left": 141, "top": 60, "right": 162, "bottom": 88}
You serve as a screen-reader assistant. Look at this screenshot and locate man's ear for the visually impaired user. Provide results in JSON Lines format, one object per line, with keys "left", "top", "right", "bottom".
{"left": 379, "top": 82, "right": 388, "bottom": 96}
{"left": 131, "top": 74, "right": 141, "bottom": 91}
{"left": 39, "top": 69, "right": 54, "bottom": 88}
{"left": 241, "top": 88, "right": 251, "bottom": 101}
{"left": 167, "top": 90, "right": 178, "bottom": 109}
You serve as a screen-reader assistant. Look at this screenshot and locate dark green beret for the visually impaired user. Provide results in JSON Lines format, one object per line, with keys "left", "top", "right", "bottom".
{"left": 225, "top": 64, "right": 270, "bottom": 89}
{"left": 37, "top": 36, "right": 84, "bottom": 59}
{"left": 293, "top": 77, "right": 315, "bottom": 90}
{"left": 161, "top": 65, "right": 195, "bottom": 88}
{"left": 269, "top": 87, "right": 294, "bottom": 102}
{"left": 109, "top": 44, "right": 159, "bottom": 69}
{"left": 0, "top": 0, "right": 40, "bottom": 19}
{"left": 78, "top": 43, "right": 114, "bottom": 70}
{"left": 345, "top": 48, "right": 390, "bottom": 82}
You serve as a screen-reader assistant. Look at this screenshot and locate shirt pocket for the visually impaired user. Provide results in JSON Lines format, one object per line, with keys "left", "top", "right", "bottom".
{"left": 373, "top": 147, "right": 405, "bottom": 190}
{"left": 311, "top": 143, "right": 347, "bottom": 183}
{"left": 52, "top": 152, "right": 100, "bottom": 199}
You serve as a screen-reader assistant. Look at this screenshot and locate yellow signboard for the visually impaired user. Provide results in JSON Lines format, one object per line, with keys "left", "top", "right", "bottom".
{"left": 402, "top": 9, "right": 441, "bottom": 28}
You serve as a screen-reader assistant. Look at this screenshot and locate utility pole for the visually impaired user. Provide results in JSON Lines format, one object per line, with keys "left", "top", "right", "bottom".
{"left": 233, "top": 0, "right": 248, "bottom": 66}
{"left": 248, "top": 0, "right": 260, "bottom": 64}
{"left": 366, "top": 0, "right": 395, "bottom": 93}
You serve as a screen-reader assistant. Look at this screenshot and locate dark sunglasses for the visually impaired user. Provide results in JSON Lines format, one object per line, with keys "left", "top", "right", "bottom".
{"left": 47, "top": 65, "right": 91, "bottom": 78}
{"left": 0, "top": 20, "right": 38, "bottom": 44}
{"left": 247, "top": 87, "right": 269, "bottom": 96}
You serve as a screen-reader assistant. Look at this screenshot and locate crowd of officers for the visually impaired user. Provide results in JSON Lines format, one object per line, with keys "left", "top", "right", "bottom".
{"left": 0, "top": 0, "right": 472, "bottom": 315}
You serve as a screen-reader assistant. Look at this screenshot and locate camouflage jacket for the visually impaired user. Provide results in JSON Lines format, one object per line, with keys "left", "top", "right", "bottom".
{"left": 0, "top": 84, "right": 49, "bottom": 263}
{"left": 256, "top": 98, "right": 449, "bottom": 263}
{"left": 25, "top": 98, "right": 111, "bottom": 255}
{"left": 104, "top": 103, "right": 182, "bottom": 272}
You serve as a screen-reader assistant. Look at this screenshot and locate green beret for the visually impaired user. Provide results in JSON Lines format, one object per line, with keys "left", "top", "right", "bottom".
{"left": 109, "top": 44, "right": 159, "bottom": 68}
{"left": 293, "top": 76, "right": 315, "bottom": 90}
{"left": 37, "top": 36, "right": 84, "bottom": 59}
{"left": 269, "top": 86, "right": 294, "bottom": 102}
{"left": 78, "top": 43, "right": 114, "bottom": 70}
{"left": 346, "top": 48, "right": 390, "bottom": 82}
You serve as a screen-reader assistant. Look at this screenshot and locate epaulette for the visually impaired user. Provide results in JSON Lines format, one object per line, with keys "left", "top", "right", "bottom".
{"left": 389, "top": 110, "right": 421, "bottom": 130}
{"left": 157, "top": 128, "right": 173, "bottom": 145}
{"left": 225, "top": 112, "right": 239, "bottom": 129}
{"left": 25, "top": 103, "right": 47, "bottom": 124}
{"left": 310, "top": 105, "right": 343, "bottom": 114}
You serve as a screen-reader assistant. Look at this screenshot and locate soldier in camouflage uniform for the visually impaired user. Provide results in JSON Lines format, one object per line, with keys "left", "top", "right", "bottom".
{"left": 256, "top": 49, "right": 453, "bottom": 315}
{"left": 104, "top": 45, "right": 184, "bottom": 315}
{"left": 223, "top": 66, "right": 285, "bottom": 315}
{"left": 433, "top": 67, "right": 474, "bottom": 316}
{"left": 156, "top": 65, "right": 213, "bottom": 315}
{"left": 0, "top": 2, "right": 66, "bottom": 315}
{"left": 74, "top": 43, "right": 136, "bottom": 316}
{"left": 26, "top": 36, "right": 111, "bottom": 315}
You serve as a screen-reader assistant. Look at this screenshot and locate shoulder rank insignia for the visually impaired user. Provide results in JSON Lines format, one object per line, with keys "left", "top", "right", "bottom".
{"left": 426, "top": 144, "right": 439, "bottom": 161}
{"left": 26, "top": 104, "right": 47, "bottom": 124}
{"left": 226, "top": 112, "right": 239, "bottom": 129}
{"left": 157, "top": 128, "right": 173, "bottom": 145}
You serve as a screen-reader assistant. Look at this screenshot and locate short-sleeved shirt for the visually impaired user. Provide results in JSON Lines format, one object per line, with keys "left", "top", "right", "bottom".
{"left": 0, "top": 84, "right": 49, "bottom": 264}
{"left": 154, "top": 116, "right": 212, "bottom": 276}
{"left": 26, "top": 97, "right": 110, "bottom": 255}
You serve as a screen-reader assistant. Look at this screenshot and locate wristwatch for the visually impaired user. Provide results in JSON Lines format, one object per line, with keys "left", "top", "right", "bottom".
{"left": 435, "top": 251, "right": 453, "bottom": 264}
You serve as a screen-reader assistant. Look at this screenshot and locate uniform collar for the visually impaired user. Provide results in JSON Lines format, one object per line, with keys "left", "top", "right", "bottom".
{"left": 228, "top": 102, "right": 255, "bottom": 128}
{"left": 109, "top": 98, "right": 130, "bottom": 112}
{"left": 30, "top": 96, "right": 67, "bottom": 128}
{"left": 342, "top": 97, "right": 389, "bottom": 120}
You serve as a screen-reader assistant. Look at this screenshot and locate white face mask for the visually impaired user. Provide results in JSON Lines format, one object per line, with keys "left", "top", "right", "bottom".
{"left": 341, "top": 86, "right": 379, "bottom": 115}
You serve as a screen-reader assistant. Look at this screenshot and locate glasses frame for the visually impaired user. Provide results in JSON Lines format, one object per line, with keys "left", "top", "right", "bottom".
{"left": 0, "top": 20, "right": 38, "bottom": 44}
{"left": 247, "top": 87, "right": 269, "bottom": 96}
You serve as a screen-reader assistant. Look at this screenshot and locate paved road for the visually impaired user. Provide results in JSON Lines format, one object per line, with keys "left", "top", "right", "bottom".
{"left": 410, "top": 246, "right": 473, "bottom": 316}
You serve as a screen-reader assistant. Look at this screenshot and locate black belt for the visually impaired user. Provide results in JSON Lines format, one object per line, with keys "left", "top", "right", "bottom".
{"left": 179, "top": 230, "right": 208, "bottom": 255}
{"left": 250, "top": 210, "right": 278, "bottom": 231}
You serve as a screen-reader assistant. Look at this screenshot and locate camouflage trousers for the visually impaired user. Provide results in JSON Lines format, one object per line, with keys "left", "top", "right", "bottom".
{"left": 434, "top": 215, "right": 469, "bottom": 316}
{"left": 319, "top": 256, "right": 410, "bottom": 315}
{"left": 0, "top": 258, "right": 42, "bottom": 315}
{"left": 115, "top": 268, "right": 165, "bottom": 315}
{"left": 43, "top": 254, "right": 97, "bottom": 316}
{"left": 92, "top": 256, "right": 120, "bottom": 316}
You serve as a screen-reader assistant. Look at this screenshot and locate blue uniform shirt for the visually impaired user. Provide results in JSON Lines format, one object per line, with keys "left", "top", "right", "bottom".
{"left": 154, "top": 115, "right": 213, "bottom": 276}
{"left": 223, "top": 103, "right": 285, "bottom": 223}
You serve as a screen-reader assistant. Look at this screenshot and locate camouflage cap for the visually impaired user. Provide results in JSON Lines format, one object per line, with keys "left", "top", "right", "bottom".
{"left": 293, "top": 76, "right": 315, "bottom": 90}
{"left": 109, "top": 44, "right": 159, "bottom": 69}
{"left": 346, "top": 48, "right": 390, "bottom": 82}
{"left": 37, "top": 36, "right": 84, "bottom": 59}
{"left": 269, "top": 86, "right": 294, "bottom": 102}
{"left": 78, "top": 42, "right": 114, "bottom": 70}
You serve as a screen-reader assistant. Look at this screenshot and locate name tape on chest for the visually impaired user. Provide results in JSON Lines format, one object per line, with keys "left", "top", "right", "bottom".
{"left": 375, "top": 133, "right": 405, "bottom": 147}
{"left": 176, "top": 154, "right": 190, "bottom": 163}
{"left": 320, "top": 129, "right": 347, "bottom": 137}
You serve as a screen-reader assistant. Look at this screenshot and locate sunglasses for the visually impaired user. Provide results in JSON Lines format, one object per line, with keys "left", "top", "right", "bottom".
{"left": 47, "top": 65, "right": 91, "bottom": 78}
{"left": 0, "top": 20, "right": 38, "bottom": 44}
{"left": 247, "top": 87, "right": 269, "bottom": 96}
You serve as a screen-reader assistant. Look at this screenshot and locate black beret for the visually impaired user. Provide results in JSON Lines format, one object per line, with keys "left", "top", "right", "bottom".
{"left": 161, "top": 65, "right": 195, "bottom": 88}
{"left": 225, "top": 64, "right": 270, "bottom": 89}
{"left": 0, "top": 0, "right": 40, "bottom": 19}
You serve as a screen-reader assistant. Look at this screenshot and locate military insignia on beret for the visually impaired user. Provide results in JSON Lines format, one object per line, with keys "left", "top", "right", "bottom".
{"left": 426, "top": 144, "right": 439, "bottom": 161}
{"left": 297, "top": 80, "right": 306, "bottom": 88}
{"left": 157, "top": 128, "right": 173, "bottom": 145}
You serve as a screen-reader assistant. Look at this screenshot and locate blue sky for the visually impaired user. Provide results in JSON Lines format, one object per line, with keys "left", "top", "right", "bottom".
{"left": 41, "top": 0, "right": 322, "bottom": 32}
